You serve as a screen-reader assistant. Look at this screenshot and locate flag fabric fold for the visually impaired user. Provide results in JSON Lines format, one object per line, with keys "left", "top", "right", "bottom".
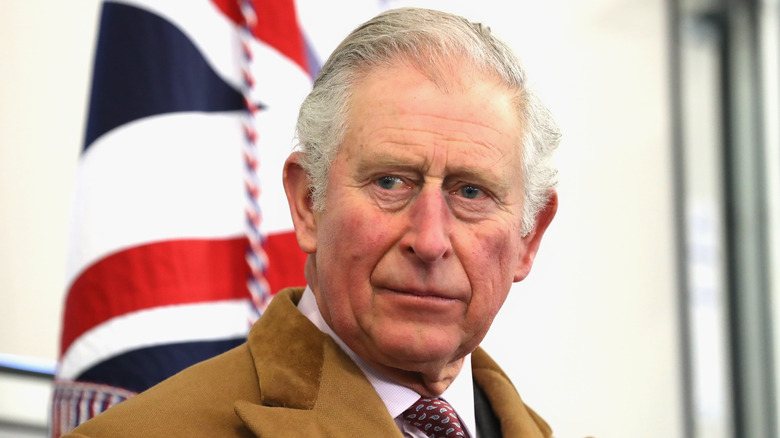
{"left": 52, "top": 0, "right": 315, "bottom": 435}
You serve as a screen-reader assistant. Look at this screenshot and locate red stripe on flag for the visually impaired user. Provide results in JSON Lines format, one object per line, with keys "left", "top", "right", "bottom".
{"left": 60, "top": 233, "right": 307, "bottom": 357}
{"left": 211, "top": 0, "right": 309, "bottom": 74}
{"left": 61, "top": 238, "right": 249, "bottom": 357}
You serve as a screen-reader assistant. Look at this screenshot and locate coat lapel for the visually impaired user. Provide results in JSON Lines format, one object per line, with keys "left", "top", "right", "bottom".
{"left": 234, "top": 288, "right": 552, "bottom": 438}
{"left": 472, "top": 348, "right": 553, "bottom": 438}
{"left": 233, "top": 288, "right": 403, "bottom": 437}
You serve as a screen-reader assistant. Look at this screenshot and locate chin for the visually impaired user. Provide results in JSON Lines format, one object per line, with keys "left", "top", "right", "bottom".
{"left": 372, "top": 334, "right": 464, "bottom": 369}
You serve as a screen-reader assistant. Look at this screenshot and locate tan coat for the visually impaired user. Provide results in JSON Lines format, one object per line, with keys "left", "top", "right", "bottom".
{"left": 64, "top": 288, "right": 552, "bottom": 437}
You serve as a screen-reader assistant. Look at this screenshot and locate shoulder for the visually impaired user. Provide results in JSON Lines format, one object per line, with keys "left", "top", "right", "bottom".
{"left": 65, "top": 342, "right": 259, "bottom": 437}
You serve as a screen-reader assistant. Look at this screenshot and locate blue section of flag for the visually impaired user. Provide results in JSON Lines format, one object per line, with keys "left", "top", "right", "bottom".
{"left": 302, "top": 34, "right": 322, "bottom": 80}
{"left": 75, "top": 338, "right": 245, "bottom": 393}
{"left": 84, "top": 2, "right": 245, "bottom": 150}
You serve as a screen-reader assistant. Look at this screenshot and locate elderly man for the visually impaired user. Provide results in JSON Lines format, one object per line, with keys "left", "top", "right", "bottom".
{"left": 65, "top": 7, "right": 559, "bottom": 438}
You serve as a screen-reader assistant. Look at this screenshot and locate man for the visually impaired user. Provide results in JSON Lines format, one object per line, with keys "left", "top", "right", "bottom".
{"left": 65, "top": 7, "right": 560, "bottom": 438}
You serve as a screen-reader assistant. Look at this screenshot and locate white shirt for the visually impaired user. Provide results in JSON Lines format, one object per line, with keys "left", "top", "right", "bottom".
{"left": 297, "top": 286, "right": 477, "bottom": 438}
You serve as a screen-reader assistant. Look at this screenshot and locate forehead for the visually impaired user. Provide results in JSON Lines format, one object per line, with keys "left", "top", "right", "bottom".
{"left": 342, "top": 63, "right": 523, "bottom": 174}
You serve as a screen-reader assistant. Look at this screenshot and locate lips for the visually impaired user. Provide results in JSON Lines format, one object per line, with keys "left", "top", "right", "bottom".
{"left": 379, "top": 286, "right": 463, "bottom": 302}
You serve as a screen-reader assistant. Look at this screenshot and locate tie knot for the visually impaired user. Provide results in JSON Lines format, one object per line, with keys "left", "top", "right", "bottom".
{"left": 403, "top": 397, "right": 466, "bottom": 438}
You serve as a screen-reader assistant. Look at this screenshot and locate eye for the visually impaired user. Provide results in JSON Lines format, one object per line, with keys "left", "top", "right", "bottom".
{"left": 459, "top": 185, "right": 484, "bottom": 199}
{"left": 376, "top": 176, "right": 404, "bottom": 190}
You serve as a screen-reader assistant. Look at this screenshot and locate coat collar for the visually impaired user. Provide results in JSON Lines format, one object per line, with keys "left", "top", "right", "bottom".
{"left": 472, "top": 349, "right": 552, "bottom": 437}
{"left": 233, "top": 288, "right": 404, "bottom": 437}
{"left": 234, "top": 287, "right": 552, "bottom": 438}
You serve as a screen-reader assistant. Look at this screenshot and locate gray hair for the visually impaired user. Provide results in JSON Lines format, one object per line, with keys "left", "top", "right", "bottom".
{"left": 295, "top": 7, "right": 560, "bottom": 235}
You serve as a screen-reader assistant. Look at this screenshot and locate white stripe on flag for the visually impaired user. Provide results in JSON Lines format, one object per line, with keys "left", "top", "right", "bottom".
{"left": 67, "top": 111, "right": 300, "bottom": 285}
{"left": 68, "top": 112, "right": 246, "bottom": 283}
{"left": 57, "top": 299, "right": 254, "bottom": 379}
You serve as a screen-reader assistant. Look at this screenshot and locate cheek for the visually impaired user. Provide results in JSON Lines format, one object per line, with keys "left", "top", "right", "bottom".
{"left": 317, "top": 204, "right": 394, "bottom": 284}
{"left": 338, "top": 211, "right": 387, "bottom": 252}
{"left": 465, "top": 230, "right": 519, "bottom": 309}
{"left": 456, "top": 235, "right": 516, "bottom": 353}
{"left": 316, "top": 208, "right": 398, "bottom": 331}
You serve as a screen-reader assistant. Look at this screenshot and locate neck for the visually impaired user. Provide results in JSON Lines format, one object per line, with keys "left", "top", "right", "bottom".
{"left": 367, "top": 356, "right": 465, "bottom": 397}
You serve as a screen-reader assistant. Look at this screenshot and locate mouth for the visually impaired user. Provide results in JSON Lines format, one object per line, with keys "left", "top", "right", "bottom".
{"left": 381, "top": 287, "right": 461, "bottom": 302}
{"left": 374, "top": 285, "right": 467, "bottom": 318}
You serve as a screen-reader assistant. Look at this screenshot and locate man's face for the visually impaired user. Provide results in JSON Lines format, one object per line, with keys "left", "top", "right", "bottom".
{"left": 286, "top": 62, "right": 554, "bottom": 382}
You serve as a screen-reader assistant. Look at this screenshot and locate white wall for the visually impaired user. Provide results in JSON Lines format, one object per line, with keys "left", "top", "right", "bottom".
{"left": 0, "top": 1, "right": 682, "bottom": 437}
{"left": 0, "top": 2, "right": 99, "bottom": 361}
{"left": 482, "top": 2, "right": 683, "bottom": 438}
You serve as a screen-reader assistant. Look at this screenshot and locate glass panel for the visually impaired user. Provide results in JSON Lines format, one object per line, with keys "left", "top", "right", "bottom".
{"left": 675, "top": 7, "right": 734, "bottom": 437}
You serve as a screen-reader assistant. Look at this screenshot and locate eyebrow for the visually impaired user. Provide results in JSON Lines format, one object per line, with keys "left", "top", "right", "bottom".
{"left": 444, "top": 166, "right": 514, "bottom": 199}
{"left": 354, "top": 147, "right": 515, "bottom": 198}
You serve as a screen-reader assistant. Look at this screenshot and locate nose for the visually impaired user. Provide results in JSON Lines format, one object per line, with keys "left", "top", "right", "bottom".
{"left": 402, "top": 188, "right": 452, "bottom": 262}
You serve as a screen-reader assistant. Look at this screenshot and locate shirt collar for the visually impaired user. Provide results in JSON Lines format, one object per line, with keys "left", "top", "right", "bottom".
{"left": 297, "top": 286, "right": 477, "bottom": 437}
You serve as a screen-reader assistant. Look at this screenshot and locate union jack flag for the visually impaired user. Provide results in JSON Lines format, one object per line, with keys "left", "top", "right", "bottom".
{"left": 52, "top": 0, "right": 320, "bottom": 434}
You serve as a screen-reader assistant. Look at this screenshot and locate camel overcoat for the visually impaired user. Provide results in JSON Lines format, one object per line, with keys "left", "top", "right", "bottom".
{"left": 64, "top": 288, "right": 552, "bottom": 437}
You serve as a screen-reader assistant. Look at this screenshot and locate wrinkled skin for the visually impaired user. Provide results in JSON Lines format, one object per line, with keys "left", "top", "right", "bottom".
{"left": 284, "top": 62, "right": 557, "bottom": 396}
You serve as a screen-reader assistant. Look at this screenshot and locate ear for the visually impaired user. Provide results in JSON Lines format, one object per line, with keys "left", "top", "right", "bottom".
{"left": 282, "top": 152, "right": 318, "bottom": 254}
{"left": 513, "top": 190, "right": 558, "bottom": 282}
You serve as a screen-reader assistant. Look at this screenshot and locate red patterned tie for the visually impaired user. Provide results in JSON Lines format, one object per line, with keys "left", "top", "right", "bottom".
{"left": 403, "top": 397, "right": 466, "bottom": 438}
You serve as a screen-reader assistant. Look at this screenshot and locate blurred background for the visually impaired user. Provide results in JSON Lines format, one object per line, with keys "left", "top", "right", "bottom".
{"left": 1, "top": 0, "right": 778, "bottom": 437}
